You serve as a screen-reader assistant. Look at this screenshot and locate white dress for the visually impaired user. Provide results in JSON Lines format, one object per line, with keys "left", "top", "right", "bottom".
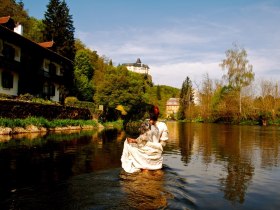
{"left": 121, "top": 121, "right": 168, "bottom": 173}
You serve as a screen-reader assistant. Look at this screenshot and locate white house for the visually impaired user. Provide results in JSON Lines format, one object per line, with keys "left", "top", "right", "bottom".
{"left": 0, "top": 16, "right": 72, "bottom": 102}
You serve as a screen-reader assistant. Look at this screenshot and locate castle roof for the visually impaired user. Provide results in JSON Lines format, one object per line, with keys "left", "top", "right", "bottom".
{"left": 122, "top": 58, "right": 149, "bottom": 69}
{"left": 166, "top": 98, "right": 180, "bottom": 106}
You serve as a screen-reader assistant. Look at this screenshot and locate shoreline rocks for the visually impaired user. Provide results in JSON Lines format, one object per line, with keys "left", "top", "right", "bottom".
{"left": 0, "top": 124, "right": 103, "bottom": 136}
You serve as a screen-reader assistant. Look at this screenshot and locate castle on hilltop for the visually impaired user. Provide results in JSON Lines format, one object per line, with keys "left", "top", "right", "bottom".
{"left": 122, "top": 58, "right": 150, "bottom": 75}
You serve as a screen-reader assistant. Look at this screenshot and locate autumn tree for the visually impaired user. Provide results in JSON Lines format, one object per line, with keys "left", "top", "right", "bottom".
{"left": 220, "top": 43, "right": 254, "bottom": 115}
{"left": 178, "top": 76, "right": 194, "bottom": 120}
{"left": 198, "top": 73, "right": 214, "bottom": 120}
{"left": 254, "top": 79, "right": 280, "bottom": 119}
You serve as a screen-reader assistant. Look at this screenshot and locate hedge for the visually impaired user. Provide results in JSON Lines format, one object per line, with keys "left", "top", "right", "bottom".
{"left": 0, "top": 99, "right": 92, "bottom": 120}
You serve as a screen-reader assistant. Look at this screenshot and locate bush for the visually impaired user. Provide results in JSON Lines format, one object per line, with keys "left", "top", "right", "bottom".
{"left": 17, "top": 93, "right": 35, "bottom": 101}
{"left": 64, "top": 97, "right": 79, "bottom": 105}
{"left": 0, "top": 99, "right": 92, "bottom": 120}
{"left": 0, "top": 93, "right": 14, "bottom": 99}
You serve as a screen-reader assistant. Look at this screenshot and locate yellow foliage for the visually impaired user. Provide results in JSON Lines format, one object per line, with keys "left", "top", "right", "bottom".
{"left": 115, "top": 105, "right": 127, "bottom": 115}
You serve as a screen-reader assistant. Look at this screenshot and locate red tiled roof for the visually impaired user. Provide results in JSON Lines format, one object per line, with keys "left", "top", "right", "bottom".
{"left": 0, "top": 16, "right": 11, "bottom": 24}
{"left": 38, "top": 41, "right": 54, "bottom": 48}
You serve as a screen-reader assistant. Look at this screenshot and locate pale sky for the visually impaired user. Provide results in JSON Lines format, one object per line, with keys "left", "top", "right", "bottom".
{"left": 22, "top": 0, "right": 280, "bottom": 88}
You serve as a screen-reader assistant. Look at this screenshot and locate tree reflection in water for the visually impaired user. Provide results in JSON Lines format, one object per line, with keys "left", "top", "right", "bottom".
{"left": 175, "top": 122, "right": 256, "bottom": 204}
{"left": 220, "top": 160, "right": 254, "bottom": 204}
{"left": 218, "top": 126, "right": 255, "bottom": 204}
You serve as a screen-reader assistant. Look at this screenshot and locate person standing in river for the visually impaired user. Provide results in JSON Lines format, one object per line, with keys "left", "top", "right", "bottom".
{"left": 121, "top": 106, "right": 169, "bottom": 173}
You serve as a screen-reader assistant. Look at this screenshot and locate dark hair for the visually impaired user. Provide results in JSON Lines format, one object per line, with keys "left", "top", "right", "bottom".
{"left": 149, "top": 112, "right": 158, "bottom": 121}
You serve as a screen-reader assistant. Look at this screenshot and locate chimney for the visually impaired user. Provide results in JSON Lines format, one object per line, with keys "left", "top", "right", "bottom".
{"left": 14, "top": 23, "right": 23, "bottom": 35}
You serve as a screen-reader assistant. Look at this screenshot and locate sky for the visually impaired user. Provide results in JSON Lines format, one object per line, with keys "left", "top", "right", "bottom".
{"left": 22, "top": 0, "right": 280, "bottom": 89}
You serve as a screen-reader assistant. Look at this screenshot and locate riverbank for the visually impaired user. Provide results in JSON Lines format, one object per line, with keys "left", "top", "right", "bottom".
{"left": 0, "top": 117, "right": 126, "bottom": 136}
{"left": 0, "top": 117, "right": 103, "bottom": 135}
{"left": 0, "top": 124, "right": 104, "bottom": 135}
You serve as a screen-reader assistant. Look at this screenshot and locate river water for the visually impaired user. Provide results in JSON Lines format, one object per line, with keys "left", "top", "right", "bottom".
{"left": 0, "top": 122, "right": 280, "bottom": 210}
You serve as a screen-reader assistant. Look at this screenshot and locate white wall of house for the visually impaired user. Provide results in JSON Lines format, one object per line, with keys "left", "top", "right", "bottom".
{"left": 0, "top": 69, "right": 19, "bottom": 96}
{"left": 166, "top": 98, "right": 180, "bottom": 117}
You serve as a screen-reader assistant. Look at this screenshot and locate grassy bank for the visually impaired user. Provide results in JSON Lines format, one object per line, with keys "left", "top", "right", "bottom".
{"left": 0, "top": 117, "right": 98, "bottom": 129}
{"left": 102, "top": 120, "right": 124, "bottom": 130}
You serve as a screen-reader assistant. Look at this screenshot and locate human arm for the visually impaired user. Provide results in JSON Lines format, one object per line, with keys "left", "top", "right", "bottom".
{"left": 127, "top": 137, "right": 137, "bottom": 143}
{"left": 127, "top": 134, "right": 148, "bottom": 145}
{"left": 158, "top": 122, "right": 169, "bottom": 147}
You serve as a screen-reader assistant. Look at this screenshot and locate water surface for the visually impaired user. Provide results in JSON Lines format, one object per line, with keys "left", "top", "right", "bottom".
{"left": 0, "top": 122, "right": 279, "bottom": 209}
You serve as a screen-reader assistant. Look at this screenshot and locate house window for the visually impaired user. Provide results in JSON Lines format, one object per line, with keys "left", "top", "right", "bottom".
{"left": 14, "top": 46, "right": 21, "bottom": 61}
{"left": 49, "top": 63, "right": 56, "bottom": 75}
{"left": 0, "top": 39, "right": 3, "bottom": 55}
{"left": 43, "top": 82, "right": 49, "bottom": 95}
{"left": 50, "top": 84, "right": 55, "bottom": 96}
{"left": 3, "top": 43, "right": 15, "bottom": 60}
{"left": 43, "top": 82, "right": 55, "bottom": 96}
{"left": 43, "top": 59, "right": 50, "bottom": 71}
{"left": 2, "top": 71, "right": 13, "bottom": 89}
{"left": 58, "top": 67, "right": 64, "bottom": 76}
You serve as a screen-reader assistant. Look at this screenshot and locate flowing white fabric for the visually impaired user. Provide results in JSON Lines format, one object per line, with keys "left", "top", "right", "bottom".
{"left": 121, "top": 121, "right": 168, "bottom": 173}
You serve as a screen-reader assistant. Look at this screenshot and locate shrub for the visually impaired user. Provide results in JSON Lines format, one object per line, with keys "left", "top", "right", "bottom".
{"left": 17, "top": 93, "right": 34, "bottom": 101}
{"left": 64, "top": 97, "right": 79, "bottom": 105}
{"left": 0, "top": 93, "right": 14, "bottom": 99}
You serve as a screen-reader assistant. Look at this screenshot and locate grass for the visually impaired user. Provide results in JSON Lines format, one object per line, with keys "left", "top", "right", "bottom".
{"left": 0, "top": 117, "right": 98, "bottom": 129}
{"left": 103, "top": 120, "right": 124, "bottom": 130}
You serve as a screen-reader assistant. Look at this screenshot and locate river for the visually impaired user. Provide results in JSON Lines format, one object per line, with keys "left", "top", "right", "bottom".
{"left": 0, "top": 122, "right": 279, "bottom": 209}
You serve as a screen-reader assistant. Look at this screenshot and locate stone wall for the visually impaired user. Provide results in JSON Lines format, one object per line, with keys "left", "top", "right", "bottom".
{"left": 0, "top": 100, "right": 92, "bottom": 120}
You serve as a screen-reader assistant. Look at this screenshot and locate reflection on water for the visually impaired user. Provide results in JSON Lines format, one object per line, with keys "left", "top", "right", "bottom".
{"left": 165, "top": 122, "right": 280, "bottom": 209}
{"left": 0, "top": 123, "right": 280, "bottom": 210}
{"left": 120, "top": 169, "right": 171, "bottom": 209}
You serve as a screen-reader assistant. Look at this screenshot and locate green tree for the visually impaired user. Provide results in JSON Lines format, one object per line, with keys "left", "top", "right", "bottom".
{"left": 43, "top": 0, "right": 75, "bottom": 60}
{"left": 144, "top": 85, "right": 179, "bottom": 118}
{"left": 74, "top": 50, "right": 94, "bottom": 101}
{"left": 94, "top": 66, "right": 147, "bottom": 121}
{"left": 220, "top": 43, "right": 254, "bottom": 114}
{"left": 156, "top": 85, "right": 162, "bottom": 100}
{"left": 43, "top": 0, "right": 76, "bottom": 94}
{"left": 211, "top": 85, "right": 239, "bottom": 121}
{"left": 24, "top": 17, "right": 45, "bottom": 42}
{"left": 178, "top": 76, "right": 194, "bottom": 120}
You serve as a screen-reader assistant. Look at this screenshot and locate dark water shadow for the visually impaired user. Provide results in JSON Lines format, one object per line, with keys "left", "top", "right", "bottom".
{"left": 2, "top": 166, "right": 198, "bottom": 210}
